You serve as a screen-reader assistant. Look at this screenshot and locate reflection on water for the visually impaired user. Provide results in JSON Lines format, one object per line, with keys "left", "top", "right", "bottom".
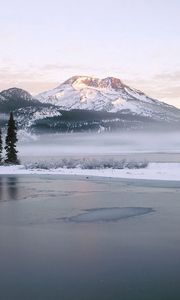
{"left": 7, "top": 177, "right": 18, "bottom": 200}
{"left": 0, "top": 176, "right": 19, "bottom": 201}
{"left": 0, "top": 177, "right": 2, "bottom": 201}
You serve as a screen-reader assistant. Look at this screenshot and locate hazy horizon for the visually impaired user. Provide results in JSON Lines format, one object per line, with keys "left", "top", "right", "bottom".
{"left": 0, "top": 0, "right": 180, "bottom": 107}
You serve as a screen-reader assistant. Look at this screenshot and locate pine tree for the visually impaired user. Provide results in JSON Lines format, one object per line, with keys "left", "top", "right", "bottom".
{"left": 5, "top": 112, "right": 19, "bottom": 164}
{"left": 0, "top": 128, "right": 3, "bottom": 164}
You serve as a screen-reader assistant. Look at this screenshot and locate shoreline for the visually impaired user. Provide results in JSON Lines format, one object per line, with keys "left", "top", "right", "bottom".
{"left": 0, "top": 162, "right": 180, "bottom": 181}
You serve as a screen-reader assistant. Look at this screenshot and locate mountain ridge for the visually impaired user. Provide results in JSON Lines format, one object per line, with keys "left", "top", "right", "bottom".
{"left": 36, "top": 76, "right": 177, "bottom": 119}
{"left": 0, "top": 76, "right": 180, "bottom": 133}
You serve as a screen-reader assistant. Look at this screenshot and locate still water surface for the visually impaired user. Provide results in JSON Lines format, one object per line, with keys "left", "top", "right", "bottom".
{"left": 0, "top": 175, "right": 180, "bottom": 300}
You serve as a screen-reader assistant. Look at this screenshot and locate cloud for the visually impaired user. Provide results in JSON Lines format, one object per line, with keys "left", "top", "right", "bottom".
{"left": 125, "top": 74, "right": 180, "bottom": 107}
{"left": 41, "top": 63, "right": 89, "bottom": 71}
{"left": 39, "top": 63, "right": 127, "bottom": 75}
{"left": 153, "top": 86, "right": 180, "bottom": 98}
{"left": 0, "top": 66, "right": 59, "bottom": 94}
{"left": 154, "top": 71, "right": 180, "bottom": 81}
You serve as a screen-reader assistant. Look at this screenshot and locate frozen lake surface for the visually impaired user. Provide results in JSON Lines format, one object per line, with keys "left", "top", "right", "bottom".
{"left": 62, "top": 207, "right": 153, "bottom": 223}
{"left": 0, "top": 175, "right": 180, "bottom": 299}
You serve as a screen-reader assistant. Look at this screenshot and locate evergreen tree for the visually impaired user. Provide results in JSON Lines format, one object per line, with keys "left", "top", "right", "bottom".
{"left": 5, "top": 112, "right": 19, "bottom": 164}
{"left": 0, "top": 128, "right": 3, "bottom": 163}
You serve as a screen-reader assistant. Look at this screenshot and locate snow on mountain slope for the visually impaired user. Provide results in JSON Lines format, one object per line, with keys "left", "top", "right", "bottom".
{"left": 1, "top": 77, "right": 180, "bottom": 133}
{"left": 0, "top": 87, "right": 63, "bottom": 129}
{"left": 0, "top": 88, "right": 34, "bottom": 101}
{"left": 36, "top": 76, "right": 179, "bottom": 121}
{"left": 0, "top": 95, "right": 6, "bottom": 103}
{"left": 0, "top": 87, "right": 42, "bottom": 113}
{"left": 16, "top": 106, "right": 62, "bottom": 128}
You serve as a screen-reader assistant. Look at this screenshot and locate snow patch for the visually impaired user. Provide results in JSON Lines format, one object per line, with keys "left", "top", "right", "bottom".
{"left": 25, "top": 158, "right": 148, "bottom": 170}
{"left": 0, "top": 163, "right": 180, "bottom": 181}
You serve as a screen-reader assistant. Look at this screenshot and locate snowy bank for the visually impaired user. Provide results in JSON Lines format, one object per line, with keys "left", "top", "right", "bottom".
{"left": 0, "top": 163, "right": 180, "bottom": 181}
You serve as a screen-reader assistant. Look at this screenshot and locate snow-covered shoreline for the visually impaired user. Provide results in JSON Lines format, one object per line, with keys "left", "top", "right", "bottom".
{"left": 0, "top": 163, "right": 180, "bottom": 181}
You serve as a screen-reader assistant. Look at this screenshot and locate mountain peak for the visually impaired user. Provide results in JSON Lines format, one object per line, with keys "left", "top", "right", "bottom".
{"left": 99, "top": 77, "right": 124, "bottom": 89}
{"left": 63, "top": 76, "right": 83, "bottom": 85}
{"left": 1, "top": 87, "right": 33, "bottom": 101}
{"left": 63, "top": 76, "right": 99, "bottom": 89}
{"left": 36, "top": 74, "right": 178, "bottom": 122}
{"left": 62, "top": 76, "right": 124, "bottom": 90}
{"left": 1, "top": 76, "right": 179, "bottom": 130}
{"left": 0, "top": 87, "right": 41, "bottom": 113}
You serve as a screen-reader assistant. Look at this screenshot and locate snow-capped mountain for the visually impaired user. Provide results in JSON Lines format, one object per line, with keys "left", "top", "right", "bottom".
{"left": 0, "top": 88, "right": 34, "bottom": 101}
{"left": 36, "top": 76, "right": 179, "bottom": 122}
{"left": 1, "top": 77, "right": 180, "bottom": 133}
{"left": 0, "top": 87, "right": 62, "bottom": 130}
{"left": 0, "top": 88, "right": 40, "bottom": 113}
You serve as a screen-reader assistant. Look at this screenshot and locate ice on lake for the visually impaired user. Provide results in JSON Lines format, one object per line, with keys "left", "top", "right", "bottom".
{"left": 64, "top": 207, "right": 153, "bottom": 223}
{"left": 0, "top": 176, "right": 180, "bottom": 300}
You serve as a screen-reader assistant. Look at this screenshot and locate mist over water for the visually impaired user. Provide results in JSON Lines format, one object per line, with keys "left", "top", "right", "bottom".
{"left": 18, "top": 131, "right": 180, "bottom": 164}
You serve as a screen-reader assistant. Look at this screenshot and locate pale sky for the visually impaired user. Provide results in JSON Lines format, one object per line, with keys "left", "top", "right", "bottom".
{"left": 0, "top": 0, "right": 180, "bottom": 107}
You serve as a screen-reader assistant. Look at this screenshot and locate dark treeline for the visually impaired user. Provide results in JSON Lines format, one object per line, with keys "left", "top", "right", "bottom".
{"left": 0, "top": 112, "right": 19, "bottom": 165}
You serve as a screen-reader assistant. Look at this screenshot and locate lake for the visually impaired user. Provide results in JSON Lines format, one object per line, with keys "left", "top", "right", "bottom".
{"left": 0, "top": 175, "right": 180, "bottom": 300}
